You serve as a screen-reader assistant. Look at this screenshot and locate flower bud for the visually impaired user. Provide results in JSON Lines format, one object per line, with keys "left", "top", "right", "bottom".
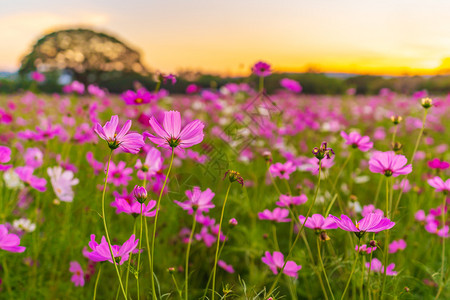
{"left": 312, "top": 141, "right": 335, "bottom": 160}
{"left": 369, "top": 240, "right": 377, "bottom": 247}
{"left": 319, "top": 231, "right": 330, "bottom": 241}
{"left": 167, "top": 267, "right": 175, "bottom": 274}
{"left": 421, "top": 97, "right": 432, "bottom": 109}
{"left": 392, "top": 141, "right": 403, "bottom": 152}
{"left": 133, "top": 185, "right": 148, "bottom": 203}
{"left": 229, "top": 218, "right": 238, "bottom": 226}
{"left": 262, "top": 151, "right": 273, "bottom": 163}
{"left": 390, "top": 115, "right": 403, "bottom": 125}
{"left": 223, "top": 170, "right": 244, "bottom": 186}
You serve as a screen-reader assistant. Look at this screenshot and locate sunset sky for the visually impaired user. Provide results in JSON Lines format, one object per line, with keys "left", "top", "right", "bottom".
{"left": 2, "top": 0, "right": 450, "bottom": 76}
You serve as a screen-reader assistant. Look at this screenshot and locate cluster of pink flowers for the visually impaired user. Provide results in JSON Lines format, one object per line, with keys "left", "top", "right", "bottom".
{"left": 415, "top": 207, "right": 449, "bottom": 237}
{"left": 365, "top": 258, "right": 397, "bottom": 276}
{"left": 261, "top": 251, "right": 302, "bottom": 278}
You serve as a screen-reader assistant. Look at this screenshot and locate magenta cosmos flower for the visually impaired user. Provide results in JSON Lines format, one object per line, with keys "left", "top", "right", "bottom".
{"left": 94, "top": 115, "right": 145, "bottom": 154}
{"left": 329, "top": 213, "right": 395, "bottom": 237}
{"left": 355, "top": 244, "right": 377, "bottom": 254}
{"left": 269, "top": 161, "right": 296, "bottom": 180}
{"left": 298, "top": 214, "right": 338, "bottom": 230}
{"left": 218, "top": 260, "right": 235, "bottom": 273}
{"left": 69, "top": 261, "right": 85, "bottom": 287}
{"left": 365, "top": 258, "right": 397, "bottom": 276}
{"left": 174, "top": 186, "right": 215, "bottom": 215}
{"left": 252, "top": 61, "right": 272, "bottom": 77}
{"left": 389, "top": 239, "right": 407, "bottom": 254}
{"left": 427, "top": 176, "right": 450, "bottom": 193}
{"left": 369, "top": 151, "right": 412, "bottom": 177}
{"left": 276, "top": 194, "right": 307, "bottom": 207}
{"left": 135, "top": 147, "right": 162, "bottom": 180}
{"left": 340, "top": 131, "right": 373, "bottom": 152}
{"left": 280, "top": 78, "right": 302, "bottom": 93}
{"left": 428, "top": 158, "right": 450, "bottom": 170}
{"left": 107, "top": 161, "right": 133, "bottom": 187}
{"left": 15, "top": 166, "right": 47, "bottom": 192}
{"left": 86, "top": 234, "right": 138, "bottom": 265}
{"left": 121, "top": 88, "right": 153, "bottom": 105}
{"left": 261, "top": 251, "right": 302, "bottom": 278}
{"left": 0, "top": 224, "right": 26, "bottom": 253}
{"left": 145, "top": 111, "right": 204, "bottom": 151}
{"left": 258, "top": 208, "right": 290, "bottom": 223}
{"left": 111, "top": 198, "right": 157, "bottom": 217}
{"left": 0, "top": 146, "right": 12, "bottom": 171}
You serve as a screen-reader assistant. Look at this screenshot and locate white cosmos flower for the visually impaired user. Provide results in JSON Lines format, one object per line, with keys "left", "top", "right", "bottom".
{"left": 13, "top": 218, "right": 36, "bottom": 232}
{"left": 3, "top": 169, "right": 24, "bottom": 189}
{"left": 47, "top": 166, "right": 79, "bottom": 202}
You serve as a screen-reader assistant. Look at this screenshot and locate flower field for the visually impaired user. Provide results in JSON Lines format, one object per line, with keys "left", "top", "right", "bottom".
{"left": 0, "top": 70, "right": 449, "bottom": 299}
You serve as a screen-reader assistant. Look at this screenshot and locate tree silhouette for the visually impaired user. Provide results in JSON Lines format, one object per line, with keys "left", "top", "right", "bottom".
{"left": 19, "top": 28, "right": 148, "bottom": 84}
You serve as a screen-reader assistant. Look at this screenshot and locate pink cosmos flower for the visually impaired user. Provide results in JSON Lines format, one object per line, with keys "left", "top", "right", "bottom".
{"left": 15, "top": 166, "right": 47, "bottom": 192}
{"left": 365, "top": 258, "right": 397, "bottom": 276}
{"left": 428, "top": 158, "right": 450, "bottom": 170}
{"left": 427, "top": 176, "right": 450, "bottom": 193}
{"left": 415, "top": 210, "right": 426, "bottom": 222}
{"left": 329, "top": 213, "right": 395, "bottom": 235}
{"left": 110, "top": 198, "right": 157, "bottom": 217}
{"left": 31, "top": 71, "right": 45, "bottom": 82}
{"left": 145, "top": 110, "right": 204, "bottom": 151}
{"left": 174, "top": 186, "right": 215, "bottom": 215}
{"left": 276, "top": 194, "right": 307, "bottom": 207}
{"left": 392, "top": 179, "right": 411, "bottom": 193}
{"left": 301, "top": 157, "right": 335, "bottom": 175}
{"left": 195, "top": 226, "right": 216, "bottom": 247}
{"left": 252, "top": 61, "right": 272, "bottom": 77}
{"left": 186, "top": 84, "right": 199, "bottom": 94}
{"left": 88, "top": 84, "right": 106, "bottom": 98}
{"left": 74, "top": 123, "right": 97, "bottom": 144}
{"left": 135, "top": 147, "right": 163, "bottom": 180}
{"left": 389, "top": 239, "right": 407, "bottom": 253}
{"left": 63, "top": 81, "right": 85, "bottom": 94}
{"left": 355, "top": 244, "right": 377, "bottom": 254}
{"left": 107, "top": 161, "right": 133, "bottom": 187}
{"left": 229, "top": 218, "right": 238, "bottom": 226}
{"left": 361, "top": 205, "right": 384, "bottom": 217}
{"left": 261, "top": 251, "right": 302, "bottom": 278}
{"left": 218, "top": 260, "right": 235, "bottom": 273}
{"left": 69, "top": 261, "right": 85, "bottom": 287}
{"left": 0, "top": 146, "right": 12, "bottom": 171}
{"left": 280, "top": 78, "right": 302, "bottom": 93}
{"left": 161, "top": 73, "right": 176, "bottom": 85}
{"left": 298, "top": 214, "right": 338, "bottom": 230}
{"left": 86, "top": 234, "right": 138, "bottom": 265}
{"left": 269, "top": 161, "right": 296, "bottom": 180}
{"left": 258, "top": 208, "right": 291, "bottom": 223}
{"left": 0, "top": 224, "right": 26, "bottom": 252}
{"left": 121, "top": 88, "right": 153, "bottom": 105}
{"left": 94, "top": 115, "right": 145, "bottom": 154}
{"left": 340, "top": 131, "right": 373, "bottom": 152}
{"left": 47, "top": 166, "right": 79, "bottom": 202}
{"left": 369, "top": 151, "right": 412, "bottom": 177}
{"left": 86, "top": 152, "right": 103, "bottom": 175}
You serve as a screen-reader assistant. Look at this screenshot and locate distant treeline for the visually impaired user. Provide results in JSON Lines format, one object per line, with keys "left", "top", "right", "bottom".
{"left": 2, "top": 72, "right": 450, "bottom": 95}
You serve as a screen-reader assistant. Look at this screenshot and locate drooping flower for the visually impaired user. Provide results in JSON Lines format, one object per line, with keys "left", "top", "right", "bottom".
{"left": 218, "top": 260, "right": 235, "bottom": 273}
{"left": 145, "top": 110, "right": 204, "bottom": 151}
{"left": 174, "top": 186, "right": 215, "bottom": 215}
{"left": 280, "top": 78, "right": 302, "bottom": 93}
{"left": 258, "top": 208, "right": 291, "bottom": 223}
{"left": 252, "top": 61, "right": 272, "bottom": 77}
{"left": 15, "top": 166, "right": 47, "bottom": 192}
{"left": 269, "top": 161, "right": 296, "bottom": 180}
{"left": 369, "top": 151, "right": 412, "bottom": 177}
{"left": 389, "top": 239, "right": 407, "bottom": 253}
{"left": 69, "top": 261, "right": 85, "bottom": 287}
{"left": 47, "top": 166, "right": 79, "bottom": 202}
{"left": 340, "top": 131, "right": 373, "bottom": 152}
{"left": 298, "top": 214, "right": 338, "bottom": 230}
{"left": 329, "top": 213, "right": 395, "bottom": 237}
{"left": 94, "top": 115, "right": 145, "bottom": 154}
{"left": 86, "top": 234, "right": 138, "bottom": 265}
{"left": 365, "top": 258, "right": 397, "bottom": 276}
{"left": 427, "top": 176, "right": 450, "bottom": 193}
{"left": 135, "top": 147, "right": 163, "bottom": 180}
{"left": 261, "top": 251, "right": 302, "bottom": 278}
{"left": 276, "top": 194, "right": 307, "bottom": 207}
{"left": 0, "top": 224, "right": 26, "bottom": 253}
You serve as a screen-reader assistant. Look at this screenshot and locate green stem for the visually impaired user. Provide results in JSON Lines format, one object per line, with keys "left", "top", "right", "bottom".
{"left": 341, "top": 238, "right": 361, "bottom": 300}
{"left": 211, "top": 183, "right": 232, "bottom": 300}
{"left": 125, "top": 218, "right": 138, "bottom": 296}
{"left": 393, "top": 109, "right": 428, "bottom": 214}
{"left": 171, "top": 273, "right": 183, "bottom": 299}
{"left": 185, "top": 214, "right": 197, "bottom": 300}
{"left": 101, "top": 151, "right": 127, "bottom": 299}
{"left": 2, "top": 257, "right": 12, "bottom": 296}
{"left": 272, "top": 224, "right": 280, "bottom": 251}
{"left": 266, "top": 160, "right": 323, "bottom": 298}
{"left": 436, "top": 192, "right": 447, "bottom": 299}
{"left": 93, "top": 264, "right": 102, "bottom": 300}
{"left": 367, "top": 233, "right": 375, "bottom": 299}
{"left": 391, "top": 125, "right": 398, "bottom": 147}
{"left": 258, "top": 76, "right": 264, "bottom": 93}
{"left": 155, "top": 81, "right": 161, "bottom": 93}
{"left": 317, "top": 238, "right": 335, "bottom": 300}
{"left": 151, "top": 149, "right": 175, "bottom": 300}
{"left": 137, "top": 203, "right": 144, "bottom": 300}
{"left": 381, "top": 177, "right": 392, "bottom": 298}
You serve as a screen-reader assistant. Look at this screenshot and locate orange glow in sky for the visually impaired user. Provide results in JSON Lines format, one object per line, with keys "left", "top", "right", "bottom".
{"left": 2, "top": 0, "right": 450, "bottom": 76}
